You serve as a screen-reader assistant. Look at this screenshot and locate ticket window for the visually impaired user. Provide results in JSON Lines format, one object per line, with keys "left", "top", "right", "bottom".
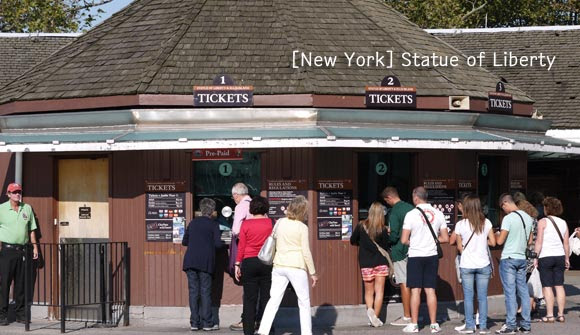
{"left": 358, "top": 152, "right": 413, "bottom": 220}
{"left": 478, "top": 156, "right": 507, "bottom": 228}
{"left": 193, "top": 152, "right": 261, "bottom": 238}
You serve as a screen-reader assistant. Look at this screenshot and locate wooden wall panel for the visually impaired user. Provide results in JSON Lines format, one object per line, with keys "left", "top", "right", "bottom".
{"left": 311, "top": 148, "right": 361, "bottom": 306}
{"left": 0, "top": 153, "right": 14, "bottom": 200}
{"left": 110, "top": 150, "right": 192, "bottom": 307}
{"left": 22, "top": 154, "right": 56, "bottom": 244}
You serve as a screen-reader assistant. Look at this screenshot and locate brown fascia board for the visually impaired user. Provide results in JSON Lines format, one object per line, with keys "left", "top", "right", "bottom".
{"left": 0, "top": 94, "right": 532, "bottom": 116}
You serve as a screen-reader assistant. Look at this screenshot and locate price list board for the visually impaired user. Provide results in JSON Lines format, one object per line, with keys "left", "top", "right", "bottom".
{"left": 316, "top": 180, "right": 353, "bottom": 241}
{"left": 146, "top": 192, "right": 186, "bottom": 242}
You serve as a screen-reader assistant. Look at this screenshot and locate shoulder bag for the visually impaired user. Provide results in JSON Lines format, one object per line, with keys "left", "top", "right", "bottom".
{"left": 416, "top": 206, "right": 443, "bottom": 259}
{"left": 361, "top": 225, "right": 398, "bottom": 287}
{"left": 258, "top": 219, "right": 279, "bottom": 265}
{"left": 513, "top": 211, "right": 536, "bottom": 259}
{"left": 546, "top": 216, "right": 564, "bottom": 245}
{"left": 456, "top": 226, "right": 476, "bottom": 283}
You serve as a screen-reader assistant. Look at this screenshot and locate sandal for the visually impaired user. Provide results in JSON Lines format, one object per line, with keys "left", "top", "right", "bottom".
{"left": 556, "top": 315, "right": 565, "bottom": 323}
{"left": 541, "top": 316, "right": 555, "bottom": 323}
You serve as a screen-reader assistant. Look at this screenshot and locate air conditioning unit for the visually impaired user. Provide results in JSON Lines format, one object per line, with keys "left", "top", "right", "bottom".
{"left": 449, "top": 96, "right": 470, "bottom": 110}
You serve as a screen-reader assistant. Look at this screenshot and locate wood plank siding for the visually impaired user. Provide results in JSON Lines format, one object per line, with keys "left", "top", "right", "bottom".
{"left": 0, "top": 149, "right": 529, "bottom": 307}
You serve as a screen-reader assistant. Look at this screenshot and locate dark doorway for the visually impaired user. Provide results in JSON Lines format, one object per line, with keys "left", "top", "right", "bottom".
{"left": 357, "top": 152, "right": 413, "bottom": 303}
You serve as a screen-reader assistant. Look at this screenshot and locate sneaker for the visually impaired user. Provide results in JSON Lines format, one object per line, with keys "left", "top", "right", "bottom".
{"left": 230, "top": 321, "right": 243, "bottom": 331}
{"left": 495, "top": 325, "right": 516, "bottom": 334}
{"left": 203, "top": 325, "right": 219, "bottom": 331}
{"left": 391, "top": 316, "right": 413, "bottom": 326}
{"left": 456, "top": 324, "right": 467, "bottom": 331}
{"left": 403, "top": 323, "right": 419, "bottom": 333}
{"left": 366, "top": 308, "right": 381, "bottom": 327}
{"left": 479, "top": 329, "right": 490, "bottom": 334}
{"left": 0, "top": 318, "right": 8, "bottom": 326}
{"left": 431, "top": 323, "right": 442, "bottom": 333}
{"left": 458, "top": 329, "right": 475, "bottom": 334}
{"left": 190, "top": 326, "right": 200, "bottom": 331}
{"left": 517, "top": 327, "right": 530, "bottom": 334}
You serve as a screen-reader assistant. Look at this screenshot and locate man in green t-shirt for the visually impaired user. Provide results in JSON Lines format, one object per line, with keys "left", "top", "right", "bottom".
{"left": 382, "top": 186, "right": 414, "bottom": 326}
{"left": 0, "top": 183, "right": 39, "bottom": 325}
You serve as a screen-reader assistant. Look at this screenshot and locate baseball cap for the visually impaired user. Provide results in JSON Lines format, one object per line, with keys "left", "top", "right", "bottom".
{"left": 7, "top": 183, "right": 22, "bottom": 193}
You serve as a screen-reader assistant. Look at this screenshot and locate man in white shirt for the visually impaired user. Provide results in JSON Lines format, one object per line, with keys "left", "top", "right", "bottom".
{"left": 401, "top": 187, "right": 448, "bottom": 333}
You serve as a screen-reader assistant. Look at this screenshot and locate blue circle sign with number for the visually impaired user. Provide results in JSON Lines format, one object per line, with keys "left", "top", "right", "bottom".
{"left": 375, "top": 162, "right": 388, "bottom": 176}
{"left": 219, "top": 162, "right": 233, "bottom": 176}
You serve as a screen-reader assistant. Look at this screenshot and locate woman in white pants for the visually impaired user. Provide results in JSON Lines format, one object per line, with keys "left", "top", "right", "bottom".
{"left": 257, "top": 195, "right": 318, "bottom": 335}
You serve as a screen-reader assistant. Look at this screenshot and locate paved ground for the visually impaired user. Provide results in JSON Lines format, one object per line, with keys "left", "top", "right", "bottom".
{"left": 3, "top": 272, "right": 580, "bottom": 334}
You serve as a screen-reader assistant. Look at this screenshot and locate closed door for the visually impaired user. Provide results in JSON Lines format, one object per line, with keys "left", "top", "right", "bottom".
{"left": 58, "top": 158, "right": 109, "bottom": 239}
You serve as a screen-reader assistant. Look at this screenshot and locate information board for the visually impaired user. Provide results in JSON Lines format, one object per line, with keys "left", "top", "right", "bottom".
{"left": 424, "top": 179, "right": 456, "bottom": 228}
{"left": 267, "top": 180, "right": 308, "bottom": 220}
{"left": 316, "top": 179, "right": 353, "bottom": 241}
{"left": 146, "top": 192, "right": 186, "bottom": 242}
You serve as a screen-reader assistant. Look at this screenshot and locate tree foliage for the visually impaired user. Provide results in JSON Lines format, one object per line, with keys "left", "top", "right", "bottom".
{"left": 385, "top": 0, "right": 580, "bottom": 28}
{"left": 0, "top": 0, "right": 115, "bottom": 33}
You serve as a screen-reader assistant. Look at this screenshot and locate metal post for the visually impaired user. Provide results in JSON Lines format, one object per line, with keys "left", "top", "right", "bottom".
{"left": 15, "top": 152, "right": 22, "bottom": 184}
{"left": 123, "top": 243, "right": 130, "bottom": 326}
{"left": 60, "top": 244, "right": 66, "bottom": 333}
{"left": 24, "top": 244, "right": 31, "bottom": 331}
{"left": 99, "top": 244, "right": 106, "bottom": 325}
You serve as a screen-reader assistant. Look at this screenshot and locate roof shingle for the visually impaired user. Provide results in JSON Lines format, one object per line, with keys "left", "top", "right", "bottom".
{"left": 0, "top": 0, "right": 532, "bottom": 106}
{"left": 435, "top": 28, "right": 580, "bottom": 129}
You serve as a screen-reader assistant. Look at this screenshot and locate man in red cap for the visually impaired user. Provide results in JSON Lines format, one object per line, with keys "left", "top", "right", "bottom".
{"left": 0, "top": 183, "right": 38, "bottom": 325}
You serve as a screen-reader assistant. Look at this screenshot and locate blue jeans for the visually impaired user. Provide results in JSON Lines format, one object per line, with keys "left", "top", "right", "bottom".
{"left": 460, "top": 265, "right": 492, "bottom": 330}
{"left": 499, "top": 258, "right": 531, "bottom": 330}
{"left": 186, "top": 269, "right": 213, "bottom": 328}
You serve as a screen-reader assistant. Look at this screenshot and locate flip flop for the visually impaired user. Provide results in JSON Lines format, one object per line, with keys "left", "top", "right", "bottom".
{"left": 541, "top": 316, "right": 555, "bottom": 323}
{"left": 556, "top": 315, "right": 565, "bottom": 323}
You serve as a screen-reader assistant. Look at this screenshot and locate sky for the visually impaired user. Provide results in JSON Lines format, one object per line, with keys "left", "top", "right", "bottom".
{"left": 88, "top": 0, "right": 135, "bottom": 28}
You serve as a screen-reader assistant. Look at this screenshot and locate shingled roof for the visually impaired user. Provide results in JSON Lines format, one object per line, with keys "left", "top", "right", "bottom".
{"left": 0, "top": 34, "right": 76, "bottom": 88}
{"left": 434, "top": 27, "right": 580, "bottom": 129}
{"left": 0, "top": 0, "right": 532, "bottom": 107}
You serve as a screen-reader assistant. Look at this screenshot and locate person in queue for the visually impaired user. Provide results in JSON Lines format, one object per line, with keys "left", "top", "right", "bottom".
{"left": 401, "top": 186, "right": 448, "bottom": 333}
{"left": 495, "top": 194, "right": 533, "bottom": 334}
{"left": 0, "top": 183, "right": 39, "bottom": 326}
{"left": 533, "top": 197, "right": 570, "bottom": 323}
{"left": 234, "top": 196, "right": 274, "bottom": 335}
{"left": 182, "top": 198, "right": 223, "bottom": 331}
{"left": 454, "top": 195, "right": 496, "bottom": 334}
{"left": 350, "top": 202, "right": 389, "bottom": 327}
{"left": 514, "top": 197, "right": 541, "bottom": 318}
{"left": 230, "top": 182, "right": 252, "bottom": 331}
{"left": 257, "top": 196, "right": 318, "bottom": 335}
{"left": 381, "top": 186, "right": 414, "bottom": 327}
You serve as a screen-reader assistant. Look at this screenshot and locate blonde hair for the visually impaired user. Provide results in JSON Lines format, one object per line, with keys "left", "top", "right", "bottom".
{"left": 462, "top": 194, "right": 485, "bottom": 234}
{"left": 287, "top": 195, "right": 309, "bottom": 222}
{"left": 362, "top": 202, "right": 385, "bottom": 240}
{"left": 516, "top": 199, "right": 538, "bottom": 219}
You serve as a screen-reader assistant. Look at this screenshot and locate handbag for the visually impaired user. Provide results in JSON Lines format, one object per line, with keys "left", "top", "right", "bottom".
{"left": 362, "top": 225, "right": 398, "bottom": 287}
{"left": 258, "top": 220, "right": 279, "bottom": 265}
{"left": 570, "top": 231, "right": 580, "bottom": 256}
{"left": 416, "top": 206, "right": 443, "bottom": 259}
{"left": 514, "top": 211, "right": 536, "bottom": 259}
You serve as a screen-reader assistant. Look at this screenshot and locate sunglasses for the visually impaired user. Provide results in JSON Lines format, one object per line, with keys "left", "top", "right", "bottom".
{"left": 9, "top": 190, "right": 22, "bottom": 194}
